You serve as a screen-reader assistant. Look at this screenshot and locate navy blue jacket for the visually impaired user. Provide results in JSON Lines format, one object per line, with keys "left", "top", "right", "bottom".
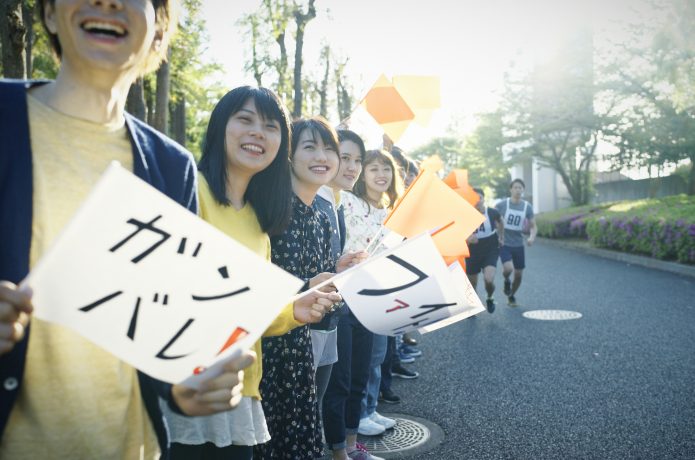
{"left": 0, "top": 80, "right": 198, "bottom": 457}
{"left": 311, "top": 194, "right": 348, "bottom": 329}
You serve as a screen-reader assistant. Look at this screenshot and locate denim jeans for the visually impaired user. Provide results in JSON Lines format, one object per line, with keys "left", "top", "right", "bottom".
{"left": 322, "top": 310, "right": 374, "bottom": 450}
{"left": 380, "top": 335, "right": 397, "bottom": 392}
{"left": 360, "top": 334, "right": 387, "bottom": 419}
{"left": 315, "top": 363, "right": 333, "bottom": 416}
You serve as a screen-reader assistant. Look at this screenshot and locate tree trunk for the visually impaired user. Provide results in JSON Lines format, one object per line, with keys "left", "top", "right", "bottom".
{"left": 154, "top": 50, "right": 170, "bottom": 135}
{"left": 144, "top": 78, "right": 155, "bottom": 126}
{"left": 0, "top": 0, "right": 27, "bottom": 78}
{"left": 292, "top": 26, "right": 305, "bottom": 119}
{"left": 126, "top": 78, "right": 147, "bottom": 121}
{"left": 549, "top": 149, "right": 581, "bottom": 206}
{"left": 335, "top": 58, "right": 352, "bottom": 121}
{"left": 292, "top": 0, "right": 316, "bottom": 119}
{"left": 337, "top": 78, "right": 352, "bottom": 121}
{"left": 250, "top": 16, "right": 263, "bottom": 87}
{"left": 318, "top": 47, "right": 330, "bottom": 118}
{"left": 172, "top": 96, "right": 186, "bottom": 147}
{"left": 22, "top": 1, "right": 32, "bottom": 77}
{"left": 688, "top": 155, "right": 695, "bottom": 195}
{"left": 276, "top": 32, "right": 289, "bottom": 105}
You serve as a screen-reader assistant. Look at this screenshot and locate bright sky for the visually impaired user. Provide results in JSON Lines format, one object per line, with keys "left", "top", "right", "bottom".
{"left": 201, "top": 0, "right": 658, "bottom": 151}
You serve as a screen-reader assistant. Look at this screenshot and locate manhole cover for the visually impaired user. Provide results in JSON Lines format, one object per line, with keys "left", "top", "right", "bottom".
{"left": 522, "top": 309, "right": 582, "bottom": 320}
{"left": 357, "top": 416, "right": 432, "bottom": 454}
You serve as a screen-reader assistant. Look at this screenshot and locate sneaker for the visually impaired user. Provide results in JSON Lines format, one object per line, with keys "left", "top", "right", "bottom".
{"left": 399, "top": 344, "right": 422, "bottom": 358}
{"left": 348, "top": 446, "right": 385, "bottom": 460}
{"left": 508, "top": 295, "right": 518, "bottom": 307}
{"left": 503, "top": 278, "right": 511, "bottom": 296}
{"left": 370, "top": 411, "right": 396, "bottom": 429}
{"left": 397, "top": 350, "right": 415, "bottom": 364}
{"left": 403, "top": 335, "right": 418, "bottom": 346}
{"left": 358, "top": 417, "right": 386, "bottom": 436}
{"left": 486, "top": 297, "right": 496, "bottom": 313}
{"left": 378, "top": 388, "right": 401, "bottom": 404}
{"left": 391, "top": 364, "right": 419, "bottom": 379}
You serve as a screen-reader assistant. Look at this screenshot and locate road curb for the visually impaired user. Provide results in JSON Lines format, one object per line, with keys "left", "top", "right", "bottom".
{"left": 538, "top": 237, "right": 695, "bottom": 280}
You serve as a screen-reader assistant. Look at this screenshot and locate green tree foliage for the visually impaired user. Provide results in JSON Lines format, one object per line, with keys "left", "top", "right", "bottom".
{"left": 501, "top": 69, "right": 609, "bottom": 206}
{"left": 169, "top": 0, "right": 225, "bottom": 156}
{"left": 601, "top": 0, "right": 695, "bottom": 194}
{"left": 411, "top": 136, "right": 463, "bottom": 174}
{"left": 497, "top": 23, "right": 626, "bottom": 206}
{"left": 122, "top": 0, "right": 222, "bottom": 156}
{"left": 411, "top": 112, "right": 510, "bottom": 198}
{"left": 28, "top": 4, "right": 58, "bottom": 79}
{"left": 238, "top": 0, "right": 355, "bottom": 120}
{"left": 460, "top": 112, "right": 511, "bottom": 198}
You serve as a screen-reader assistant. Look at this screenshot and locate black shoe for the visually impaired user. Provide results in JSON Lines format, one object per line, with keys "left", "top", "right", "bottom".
{"left": 503, "top": 278, "right": 511, "bottom": 296}
{"left": 403, "top": 335, "right": 418, "bottom": 346}
{"left": 486, "top": 298, "right": 495, "bottom": 313}
{"left": 392, "top": 364, "right": 419, "bottom": 379}
{"left": 378, "top": 389, "right": 401, "bottom": 404}
{"left": 508, "top": 295, "right": 518, "bottom": 307}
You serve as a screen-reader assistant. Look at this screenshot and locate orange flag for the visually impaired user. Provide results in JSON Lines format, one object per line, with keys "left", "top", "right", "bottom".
{"left": 360, "top": 74, "right": 414, "bottom": 143}
{"left": 444, "top": 169, "right": 479, "bottom": 206}
{"left": 383, "top": 171, "right": 484, "bottom": 258}
{"left": 431, "top": 221, "right": 470, "bottom": 258}
{"left": 392, "top": 75, "right": 441, "bottom": 127}
{"left": 444, "top": 255, "right": 467, "bottom": 272}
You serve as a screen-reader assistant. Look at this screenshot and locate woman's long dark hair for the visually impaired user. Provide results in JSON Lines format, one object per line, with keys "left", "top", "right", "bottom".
{"left": 352, "top": 149, "right": 403, "bottom": 211}
{"left": 198, "top": 86, "right": 292, "bottom": 236}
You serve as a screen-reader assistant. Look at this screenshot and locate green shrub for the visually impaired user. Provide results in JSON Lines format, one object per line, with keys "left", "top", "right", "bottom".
{"left": 583, "top": 195, "right": 695, "bottom": 264}
{"left": 537, "top": 195, "right": 695, "bottom": 264}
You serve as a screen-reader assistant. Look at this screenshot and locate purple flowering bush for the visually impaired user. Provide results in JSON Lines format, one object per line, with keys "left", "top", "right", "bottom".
{"left": 536, "top": 204, "right": 610, "bottom": 239}
{"left": 584, "top": 195, "right": 695, "bottom": 264}
{"left": 537, "top": 195, "right": 695, "bottom": 264}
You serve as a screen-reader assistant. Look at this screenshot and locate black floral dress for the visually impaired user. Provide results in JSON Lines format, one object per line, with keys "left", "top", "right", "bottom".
{"left": 255, "top": 195, "right": 336, "bottom": 459}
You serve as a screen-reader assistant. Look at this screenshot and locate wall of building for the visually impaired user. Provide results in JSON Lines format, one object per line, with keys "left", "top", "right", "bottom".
{"left": 593, "top": 175, "right": 686, "bottom": 203}
{"left": 530, "top": 159, "right": 573, "bottom": 213}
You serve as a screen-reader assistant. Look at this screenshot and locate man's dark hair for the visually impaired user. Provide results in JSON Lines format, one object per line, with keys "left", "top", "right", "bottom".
{"left": 510, "top": 178, "right": 525, "bottom": 189}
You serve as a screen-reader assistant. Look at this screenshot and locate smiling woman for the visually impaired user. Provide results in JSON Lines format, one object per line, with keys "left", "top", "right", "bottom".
{"left": 164, "top": 86, "right": 334, "bottom": 460}
{"left": 257, "top": 117, "right": 343, "bottom": 459}
{"left": 290, "top": 118, "right": 340, "bottom": 203}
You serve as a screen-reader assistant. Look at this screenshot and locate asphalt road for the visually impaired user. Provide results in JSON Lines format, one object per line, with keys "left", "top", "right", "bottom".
{"left": 383, "top": 241, "right": 695, "bottom": 459}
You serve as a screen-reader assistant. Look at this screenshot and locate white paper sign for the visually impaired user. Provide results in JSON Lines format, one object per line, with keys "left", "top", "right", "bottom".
{"left": 418, "top": 261, "right": 485, "bottom": 333}
{"left": 24, "top": 163, "right": 303, "bottom": 388}
{"left": 333, "top": 233, "right": 463, "bottom": 335}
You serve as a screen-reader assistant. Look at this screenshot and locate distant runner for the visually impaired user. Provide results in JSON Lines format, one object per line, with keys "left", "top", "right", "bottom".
{"left": 495, "top": 179, "right": 537, "bottom": 307}
{"left": 466, "top": 188, "right": 504, "bottom": 312}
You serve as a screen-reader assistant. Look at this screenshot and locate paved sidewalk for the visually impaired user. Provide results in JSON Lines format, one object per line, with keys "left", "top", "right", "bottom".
{"left": 538, "top": 237, "right": 695, "bottom": 279}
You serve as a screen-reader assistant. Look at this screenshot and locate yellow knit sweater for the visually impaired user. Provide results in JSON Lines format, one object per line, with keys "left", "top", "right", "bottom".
{"left": 198, "top": 173, "right": 301, "bottom": 398}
